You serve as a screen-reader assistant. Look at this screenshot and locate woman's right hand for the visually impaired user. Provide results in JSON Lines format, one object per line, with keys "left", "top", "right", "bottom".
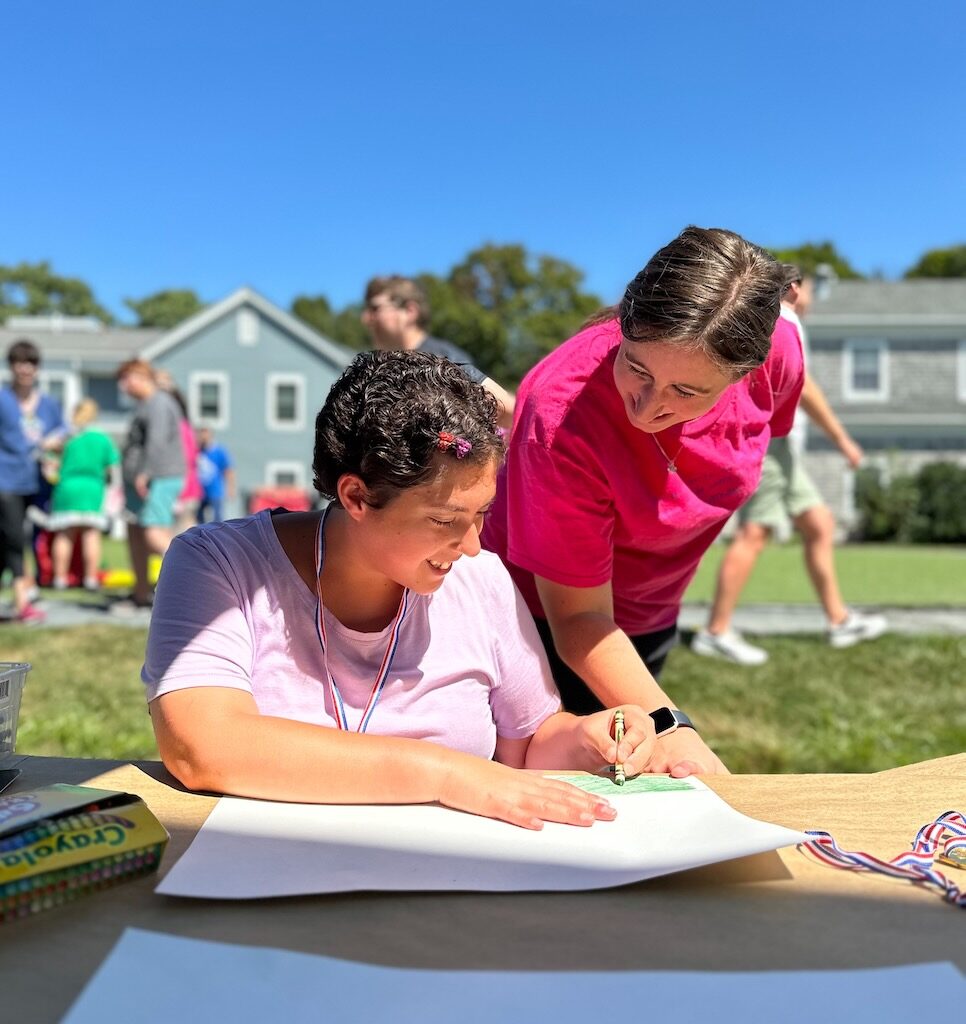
{"left": 436, "top": 757, "right": 616, "bottom": 831}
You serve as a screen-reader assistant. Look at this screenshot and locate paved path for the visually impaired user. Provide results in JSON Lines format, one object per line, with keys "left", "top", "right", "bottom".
{"left": 3, "top": 597, "right": 964, "bottom": 635}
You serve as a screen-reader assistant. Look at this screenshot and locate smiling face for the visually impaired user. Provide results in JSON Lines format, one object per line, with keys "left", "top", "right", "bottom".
{"left": 612, "top": 340, "right": 736, "bottom": 433}
{"left": 348, "top": 456, "right": 498, "bottom": 595}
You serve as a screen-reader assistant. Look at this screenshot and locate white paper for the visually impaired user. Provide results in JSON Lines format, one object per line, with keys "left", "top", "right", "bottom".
{"left": 62, "top": 928, "right": 965, "bottom": 1024}
{"left": 157, "top": 776, "right": 809, "bottom": 898}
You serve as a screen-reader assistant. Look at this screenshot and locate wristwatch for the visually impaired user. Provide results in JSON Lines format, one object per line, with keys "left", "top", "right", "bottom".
{"left": 649, "top": 707, "right": 695, "bottom": 737}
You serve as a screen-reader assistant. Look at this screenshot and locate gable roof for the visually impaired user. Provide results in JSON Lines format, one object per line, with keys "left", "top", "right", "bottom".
{"left": 140, "top": 286, "right": 354, "bottom": 367}
{"left": 0, "top": 317, "right": 161, "bottom": 365}
{"left": 808, "top": 279, "right": 966, "bottom": 327}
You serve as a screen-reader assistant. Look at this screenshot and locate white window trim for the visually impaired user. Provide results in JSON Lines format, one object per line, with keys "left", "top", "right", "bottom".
{"left": 958, "top": 340, "right": 966, "bottom": 403}
{"left": 265, "top": 460, "right": 307, "bottom": 488}
{"left": 842, "top": 338, "right": 889, "bottom": 403}
{"left": 266, "top": 372, "right": 306, "bottom": 431}
{"left": 189, "top": 371, "right": 230, "bottom": 429}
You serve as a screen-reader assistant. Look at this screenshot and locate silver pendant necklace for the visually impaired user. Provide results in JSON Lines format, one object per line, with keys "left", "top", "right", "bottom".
{"left": 651, "top": 431, "right": 682, "bottom": 473}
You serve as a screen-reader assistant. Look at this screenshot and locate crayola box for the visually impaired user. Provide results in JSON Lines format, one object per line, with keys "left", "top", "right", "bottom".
{"left": 0, "top": 783, "right": 169, "bottom": 923}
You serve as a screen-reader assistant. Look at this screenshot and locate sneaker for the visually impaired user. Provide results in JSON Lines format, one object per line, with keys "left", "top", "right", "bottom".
{"left": 17, "top": 604, "right": 46, "bottom": 625}
{"left": 828, "top": 610, "right": 888, "bottom": 649}
{"left": 691, "top": 627, "right": 769, "bottom": 666}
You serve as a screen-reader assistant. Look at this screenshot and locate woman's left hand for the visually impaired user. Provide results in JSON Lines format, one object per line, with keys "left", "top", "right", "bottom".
{"left": 644, "top": 728, "right": 729, "bottom": 777}
{"left": 576, "top": 705, "right": 656, "bottom": 777}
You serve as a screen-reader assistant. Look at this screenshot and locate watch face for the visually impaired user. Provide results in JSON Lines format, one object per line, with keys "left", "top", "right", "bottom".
{"left": 650, "top": 707, "right": 678, "bottom": 736}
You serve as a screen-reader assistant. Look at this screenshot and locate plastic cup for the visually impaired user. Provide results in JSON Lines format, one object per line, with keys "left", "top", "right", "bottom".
{"left": 0, "top": 662, "right": 31, "bottom": 762}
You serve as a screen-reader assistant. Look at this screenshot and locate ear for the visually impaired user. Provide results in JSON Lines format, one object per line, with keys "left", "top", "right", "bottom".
{"left": 336, "top": 473, "right": 375, "bottom": 521}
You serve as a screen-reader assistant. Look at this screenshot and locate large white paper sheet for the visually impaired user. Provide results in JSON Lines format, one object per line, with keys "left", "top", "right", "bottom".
{"left": 157, "top": 776, "right": 809, "bottom": 898}
{"left": 62, "top": 928, "right": 965, "bottom": 1024}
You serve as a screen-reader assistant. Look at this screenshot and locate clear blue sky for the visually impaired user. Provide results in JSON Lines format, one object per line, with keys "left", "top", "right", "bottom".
{"left": 3, "top": 1, "right": 963, "bottom": 323}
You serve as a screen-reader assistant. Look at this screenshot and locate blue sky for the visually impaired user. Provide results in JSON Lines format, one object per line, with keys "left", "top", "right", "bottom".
{"left": 3, "top": 1, "right": 963, "bottom": 323}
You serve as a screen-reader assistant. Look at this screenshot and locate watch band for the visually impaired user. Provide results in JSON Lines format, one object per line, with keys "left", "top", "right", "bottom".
{"left": 649, "top": 707, "right": 695, "bottom": 737}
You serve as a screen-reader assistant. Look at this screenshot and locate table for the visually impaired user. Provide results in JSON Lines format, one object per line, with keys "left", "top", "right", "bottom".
{"left": 3, "top": 754, "right": 964, "bottom": 1022}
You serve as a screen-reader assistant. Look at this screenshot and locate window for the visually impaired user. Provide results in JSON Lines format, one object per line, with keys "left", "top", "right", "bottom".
{"left": 237, "top": 309, "right": 259, "bottom": 346}
{"left": 189, "top": 372, "right": 230, "bottom": 429}
{"left": 958, "top": 340, "right": 966, "bottom": 403}
{"left": 266, "top": 373, "right": 305, "bottom": 430}
{"left": 87, "top": 375, "right": 125, "bottom": 414}
{"left": 842, "top": 339, "right": 889, "bottom": 402}
{"left": 266, "top": 461, "right": 306, "bottom": 488}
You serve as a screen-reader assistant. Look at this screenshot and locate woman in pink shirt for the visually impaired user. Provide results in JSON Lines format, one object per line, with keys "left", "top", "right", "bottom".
{"left": 483, "top": 227, "right": 804, "bottom": 778}
{"left": 144, "top": 352, "right": 654, "bottom": 830}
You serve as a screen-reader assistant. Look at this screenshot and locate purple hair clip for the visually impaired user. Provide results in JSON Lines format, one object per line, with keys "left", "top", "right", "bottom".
{"left": 437, "top": 431, "right": 472, "bottom": 459}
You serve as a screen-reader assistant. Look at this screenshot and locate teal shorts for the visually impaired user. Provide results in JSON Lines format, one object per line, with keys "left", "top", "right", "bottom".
{"left": 125, "top": 476, "right": 184, "bottom": 528}
{"left": 738, "top": 436, "right": 824, "bottom": 532}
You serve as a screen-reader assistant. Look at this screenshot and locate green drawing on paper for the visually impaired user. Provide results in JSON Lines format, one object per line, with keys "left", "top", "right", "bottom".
{"left": 546, "top": 774, "right": 697, "bottom": 796}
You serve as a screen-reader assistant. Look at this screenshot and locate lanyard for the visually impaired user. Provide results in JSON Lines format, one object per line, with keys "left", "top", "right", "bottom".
{"left": 314, "top": 505, "right": 412, "bottom": 732}
{"left": 800, "top": 810, "right": 966, "bottom": 908}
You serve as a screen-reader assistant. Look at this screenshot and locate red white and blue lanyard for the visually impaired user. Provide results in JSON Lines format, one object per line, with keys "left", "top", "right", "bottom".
{"left": 314, "top": 505, "right": 412, "bottom": 733}
{"left": 800, "top": 810, "right": 966, "bottom": 908}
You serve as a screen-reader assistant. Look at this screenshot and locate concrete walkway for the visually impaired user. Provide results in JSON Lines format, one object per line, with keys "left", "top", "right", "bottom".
{"left": 2, "top": 596, "right": 964, "bottom": 635}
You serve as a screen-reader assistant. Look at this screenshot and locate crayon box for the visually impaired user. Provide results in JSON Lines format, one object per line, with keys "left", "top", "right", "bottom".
{"left": 0, "top": 783, "right": 169, "bottom": 923}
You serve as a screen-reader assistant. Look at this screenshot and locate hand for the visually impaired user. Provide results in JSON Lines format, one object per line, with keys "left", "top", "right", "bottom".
{"left": 643, "top": 728, "right": 729, "bottom": 777}
{"left": 437, "top": 757, "right": 617, "bottom": 831}
{"left": 574, "top": 705, "right": 655, "bottom": 777}
{"left": 135, "top": 474, "right": 149, "bottom": 499}
{"left": 840, "top": 437, "right": 863, "bottom": 469}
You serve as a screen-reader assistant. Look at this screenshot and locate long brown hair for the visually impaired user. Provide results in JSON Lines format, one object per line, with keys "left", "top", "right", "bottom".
{"left": 588, "top": 226, "right": 783, "bottom": 378}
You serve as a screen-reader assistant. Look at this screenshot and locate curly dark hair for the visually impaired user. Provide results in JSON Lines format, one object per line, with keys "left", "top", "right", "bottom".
{"left": 313, "top": 351, "right": 504, "bottom": 506}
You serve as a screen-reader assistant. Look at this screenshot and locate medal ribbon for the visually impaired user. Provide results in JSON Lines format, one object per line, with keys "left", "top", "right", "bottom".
{"left": 799, "top": 810, "right": 966, "bottom": 908}
{"left": 314, "top": 505, "right": 411, "bottom": 732}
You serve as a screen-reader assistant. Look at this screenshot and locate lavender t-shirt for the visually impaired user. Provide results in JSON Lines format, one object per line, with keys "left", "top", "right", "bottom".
{"left": 142, "top": 510, "right": 560, "bottom": 760}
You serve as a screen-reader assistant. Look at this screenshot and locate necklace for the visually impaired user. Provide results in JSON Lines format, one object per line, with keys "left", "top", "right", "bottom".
{"left": 651, "top": 431, "right": 682, "bottom": 473}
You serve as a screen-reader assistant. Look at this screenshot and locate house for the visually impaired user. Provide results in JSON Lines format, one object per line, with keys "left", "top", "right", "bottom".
{"left": 803, "top": 274, "right": 966, "bottom": 527}
{"left": 0, "top": 288, "right": 354, "bottom": 514}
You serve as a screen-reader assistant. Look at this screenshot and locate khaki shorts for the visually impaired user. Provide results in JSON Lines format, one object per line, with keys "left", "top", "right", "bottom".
{"left": 738, "top": 436, "right": 824, "bottom": 532}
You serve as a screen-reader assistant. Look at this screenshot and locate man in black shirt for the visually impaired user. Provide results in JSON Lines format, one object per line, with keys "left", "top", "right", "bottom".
{"left": 361, "top": 275, "right": 515, "bottom": 429}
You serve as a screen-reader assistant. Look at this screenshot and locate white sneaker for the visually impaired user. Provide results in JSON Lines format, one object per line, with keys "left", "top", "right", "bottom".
{"left": 691, "top": 628, "right": 769, "bottom": 666}
{"left": 828, "top": 610, "right": 888, "bottom": 649}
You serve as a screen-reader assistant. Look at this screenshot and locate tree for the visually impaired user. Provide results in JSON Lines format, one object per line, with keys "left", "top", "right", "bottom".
{"left": 125, "top": 289, "right": 204, "bottom": 328}
{"left": 291, "top": 294, "right": 369, "bottom": 350}
{"left": 904, "top": 245, "right": 966, "bottom": 278}
{"left": 767, "top": 242, "right": 863, "bottom": 279}
{"left": 0, "top": 261, "right": 113, "bottom": 323}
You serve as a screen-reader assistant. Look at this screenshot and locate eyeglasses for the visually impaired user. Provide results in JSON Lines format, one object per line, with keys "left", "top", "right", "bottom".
{"left": 364, "top": 299, "right": 401, "bottom": 315}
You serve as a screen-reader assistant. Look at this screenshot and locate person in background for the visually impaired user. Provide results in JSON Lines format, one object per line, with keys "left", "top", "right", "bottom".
{"left": 482, "top": 226, "right": 803, "bottom": 777}
{"left": 143, "top": 352, "right": 653, "bottom": 828}
{"left": 361, "top": 275, "right": 516, "bottom": 430}
{"left": 691, "top": 265, "right": 887, "bottom": 664}
{"left": 195, "top": 427, "right": 235, "bottom": 523}
{"left": 154, "top": 370, "right": 202, "bottom": 533}
{"left": 47, "top": 398, "right": 121, "bottom": 591}
{"left": 0, "top": 339, "right": 66, "bottom": 623}
{"left": 115, "top": 359, "right": 185, "bottom": 608}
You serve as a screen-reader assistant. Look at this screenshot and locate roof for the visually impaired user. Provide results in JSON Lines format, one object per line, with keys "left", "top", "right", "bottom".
{"left": 140, "top": 286, "right": 354, "bottom": 367}
{"left": 808, "top": 279, "right": 966, "bottom": 327}
{"left": 0, "top": 319, "right": 161, "bottom": 364}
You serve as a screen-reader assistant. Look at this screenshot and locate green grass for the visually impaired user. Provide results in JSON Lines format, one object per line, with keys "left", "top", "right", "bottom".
{"left": 685, "top": 542, "right": 966, "bottom": 606}
{"left": 5, "top": 624, "right": 964, "bottom": 774}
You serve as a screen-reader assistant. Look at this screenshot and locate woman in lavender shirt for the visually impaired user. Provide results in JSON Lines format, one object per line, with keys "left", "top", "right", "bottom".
{"left": 143, "top": 352, "right": 654, "bottom": 830}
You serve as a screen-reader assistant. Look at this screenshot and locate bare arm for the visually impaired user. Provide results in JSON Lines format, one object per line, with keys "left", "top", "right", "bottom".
{"left": 150, "top": 687, "right": 616, "bottom": 829}
{"left": 482, "top": 377, "right": 516, "bottom": 431}
{"left": 535, "top": 576, "right": 728, "bottom": 776}
{"left": 799, "top": 373, "right": 863, "bottom": 467}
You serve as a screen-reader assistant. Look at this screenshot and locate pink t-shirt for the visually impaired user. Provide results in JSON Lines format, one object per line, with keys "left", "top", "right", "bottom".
{"left": 482, "top": 317, "right": 804, "bottom": 635}
{"left": 177, "top": 418, "right": 202, "bottom": 502}
{"left": 142, "top": 509, "right": 560, "bottom": 760}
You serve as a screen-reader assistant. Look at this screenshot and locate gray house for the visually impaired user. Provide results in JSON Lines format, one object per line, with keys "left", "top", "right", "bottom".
{"left": 1, "top": 288, "right": 354, "bottom": 515}
{"left": 803, "top": 275, "right": 966, "bottom": 527}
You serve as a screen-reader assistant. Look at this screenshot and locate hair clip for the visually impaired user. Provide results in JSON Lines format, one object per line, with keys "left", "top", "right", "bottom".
{"left": 437, "top": 431, "right": 472, "bottom": 459}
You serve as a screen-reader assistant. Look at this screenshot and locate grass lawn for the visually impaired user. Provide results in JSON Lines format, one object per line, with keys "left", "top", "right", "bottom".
{"left": 684, "top": 542, "right": 966, "bottom": 606}
{"left": 5, "top": 624, "right": 964, "bottom": 774}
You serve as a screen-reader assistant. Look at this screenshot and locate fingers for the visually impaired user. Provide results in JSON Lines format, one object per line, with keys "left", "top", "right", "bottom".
{"left": 493, "top": 778, "right": 617, "bottom": 831}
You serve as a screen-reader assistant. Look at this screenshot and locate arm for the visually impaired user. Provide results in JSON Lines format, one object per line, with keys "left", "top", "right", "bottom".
{"left": 150, "top": 687, "right": 615, "bottom": 830}
{"left": 482, "top": 377, "right": 516, "bottom": 430}
{"left": 535, "top": 576, "right": 727, "bottom": 776}
{"left": 224, "top": 466, "right": 236, "bottom": 500}
{"left": 798, "top": 373, "right": 863, "bottom": 468}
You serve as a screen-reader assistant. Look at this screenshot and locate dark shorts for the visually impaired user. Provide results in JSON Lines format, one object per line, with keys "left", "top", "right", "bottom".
{"left": 533, "top": 616, "right": 679, "bottom": 715}
{"left": 0, "top": 492, "right": 32, "bottom": 577}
